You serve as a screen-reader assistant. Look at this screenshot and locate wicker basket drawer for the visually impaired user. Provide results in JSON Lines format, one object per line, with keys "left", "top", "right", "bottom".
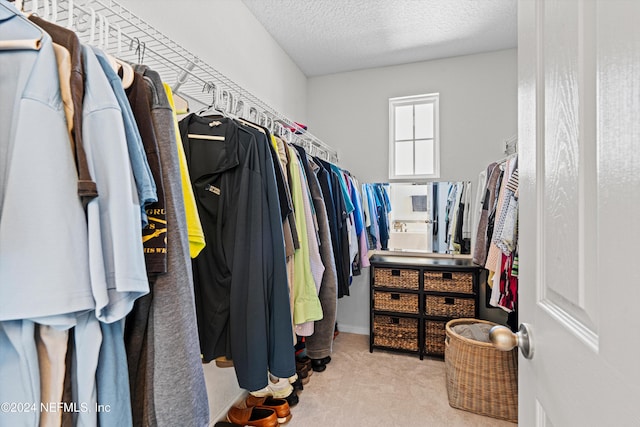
{"left": 374, "top": 291, "right": 419, "bottom": 314}
{"left": 425, "top": 320, "right": 447, "bottom": 355}
{"left": 424, "top": 271, "right": 474, "bottom": 294}
{"left": 425, "top": 295, "right": 475, "bottom": 318}
{"left": 374, "top": 268, "right": 419, "bottom": 290}
{"left": 373, "top": 315, "right": 419, "bottom": 352}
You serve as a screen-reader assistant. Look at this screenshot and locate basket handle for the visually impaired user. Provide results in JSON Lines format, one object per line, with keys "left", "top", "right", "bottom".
{"left": 445, "top": 335, "right": 450, "bottom": 346}
{"left": 444, "top": 297, "right": 455, "bottom": 305}
{"left": 442, "top": 272, "right": 453, "bottom": 280}
{"left": 391, "top": 269, "right": 401, "bottom": 276}
{"left": 391, "top": 293, "right": 401, "bottom": 300}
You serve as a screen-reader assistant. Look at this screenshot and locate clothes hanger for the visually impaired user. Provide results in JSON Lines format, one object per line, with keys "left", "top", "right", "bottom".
{"left": 188, "top": 83, "right": 227, "bottom": 140}
{"left": 128, "top": 36, "right": 145, "bottom": 64}
{"left": 115, "top": 59, "right": 134, "bottom": 89}
{"left": 44, "top": 0, "right": 57, "bottom": 24}
{"left": 220, "top": 89, "right": 237, "bottom": 118}
{"left": 0, "top": 0, "right": 44, "bottom": 50}
{"left": 96, "top": 20, "right": 134, "bottom": 89}
{"left": 196, "top": 81, "right": 226, "bottom": 118}
{"left": 172, "top": 91, "right": 190, "bottom": 115}
{"left": 233, "top": 98, "right": 245, "bottom": 118}
{"left": 65, "top": 0, "right": 73, "bottom": 29}
{"left": 248, "top": 106, "right": 258, "bottom": 123}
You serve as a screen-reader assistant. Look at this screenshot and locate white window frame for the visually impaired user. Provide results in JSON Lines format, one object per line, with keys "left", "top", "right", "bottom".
{"left": 388, "top": 93, "right": 440, "bottom": 180}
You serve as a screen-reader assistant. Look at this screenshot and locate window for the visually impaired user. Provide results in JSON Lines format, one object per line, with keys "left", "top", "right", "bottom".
{"left": 389, "top": 93, "right": 440, "bottom": 180}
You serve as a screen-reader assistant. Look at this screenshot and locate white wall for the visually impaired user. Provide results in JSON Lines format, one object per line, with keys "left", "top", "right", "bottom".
{"left": 117, "top": 0, "right": 308, "bottom": 121}
{"left": 307, "top": 49, "right": 518, "bottom": 183}
{"left": 308, "top": 50, "right": 517, "bottom": 333}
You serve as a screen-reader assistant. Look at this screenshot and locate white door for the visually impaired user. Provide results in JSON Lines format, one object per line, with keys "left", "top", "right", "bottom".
{"left": 518, "top": 0, "right": 640, "bottom": 425}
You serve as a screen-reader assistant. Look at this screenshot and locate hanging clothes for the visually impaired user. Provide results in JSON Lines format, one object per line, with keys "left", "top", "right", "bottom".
{"left": 473, "top": 163, "right": 500, "bottom": 265}
{"left": 27, "top": 14, "right": 98, "bottom": 204}
{"left": 180, "top": 113, "right": 296, "bottom": 392}
{"left": 125, "top": 71, "right": 167, "bottom": 275}
{"left": 287, "top": 144, "right": 324, "bottom": 326}
{"left": 473, "top": 154, "right": 520, "bottom": 314}
{"left": 319, "top": 159, "right": 351, "bottom": 298}
{"left": 93, "top": 47, "right": 158, "bottom": 227}
{"left": 373, "top": 184, "right": 391, "bottom": 250}
{"left": 273, "top": 135, "right": 300, "bottom": 342}
{"left": 292, "top": 146, "right": 338, "bottom": 358}
{"left": 131, "top": 65, "right": 209, "bottom": 427}
{"left": 164, "top": 84, "right": 206, "bottom": 258}
{"left": 236, "top": 123, "right": 296, "bottom": 380}
{"left": 291, "top": 147, "right": 325, "bottom": 337}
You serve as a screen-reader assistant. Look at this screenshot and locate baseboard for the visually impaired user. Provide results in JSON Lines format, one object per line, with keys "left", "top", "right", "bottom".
{"left": 337, "top": 324, "right": 369, "bottom": 336}
{"left": 209, "top": 389, "right": 248, "bottom": 427}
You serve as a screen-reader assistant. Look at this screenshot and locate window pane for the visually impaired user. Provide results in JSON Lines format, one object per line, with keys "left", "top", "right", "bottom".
{"left": 395, "top": 105, "right": 413, "bottom": 140}
{"left": 415, "top": 103, "right": 434, "bottom": 139}
{"left": 415, "top": 139, "right": 434, "bottom": 175}
{"left": 395, "top": 140, "right": 414, "bottom": 175}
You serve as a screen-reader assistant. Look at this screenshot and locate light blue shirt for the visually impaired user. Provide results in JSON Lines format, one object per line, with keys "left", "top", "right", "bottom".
{"left": 92, "top": 47, "right": 157, "bottom": 228}
{"left": 0, "top": 2, "right": 94, "bottom": 325}
{"left": 82, "top": 45, "right": 149, "bottom": 323}
{"left": 330, "top": 164, "right": 355, "bottom": 214}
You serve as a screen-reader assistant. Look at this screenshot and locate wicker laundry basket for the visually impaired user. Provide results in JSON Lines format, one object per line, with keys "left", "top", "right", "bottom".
{"left": 444, "top": 318, "right": 518, "bottom": 423}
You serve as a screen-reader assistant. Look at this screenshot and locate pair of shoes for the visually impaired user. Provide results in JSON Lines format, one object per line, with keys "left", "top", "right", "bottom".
{"left": 246, "top": 395, "right": 292, "bottom": 424}
{"left": 250, "top": 376, "right": 293, "bottom": 399}
{"left": 310, "top": 355, "right": 331, "bottom": 372}
{"left": 228, "top": 406, "right": 277, "bottom": 427}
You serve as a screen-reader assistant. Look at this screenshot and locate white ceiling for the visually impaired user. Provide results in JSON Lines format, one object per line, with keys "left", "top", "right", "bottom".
{"left": 241, "top": 0, "right": 517, "bottom": 77}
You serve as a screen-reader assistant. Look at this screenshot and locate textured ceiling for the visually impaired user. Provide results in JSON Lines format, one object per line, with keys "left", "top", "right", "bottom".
{"left": 241, "top": 0, "right": 517, "bottom": 76}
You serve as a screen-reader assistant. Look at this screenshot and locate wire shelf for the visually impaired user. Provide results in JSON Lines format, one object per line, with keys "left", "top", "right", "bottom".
{"left": 21, "top": 0, "right": 339, "bottom": 163}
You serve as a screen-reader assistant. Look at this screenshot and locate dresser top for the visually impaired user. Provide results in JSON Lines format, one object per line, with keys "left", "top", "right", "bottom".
{"left": 369, "top": 254, "right": 482, "bottom": 270}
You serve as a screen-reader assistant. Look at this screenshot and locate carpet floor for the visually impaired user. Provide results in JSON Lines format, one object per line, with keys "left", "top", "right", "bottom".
{"left": 287, "top": 332, "right": 516, "bottom": 426}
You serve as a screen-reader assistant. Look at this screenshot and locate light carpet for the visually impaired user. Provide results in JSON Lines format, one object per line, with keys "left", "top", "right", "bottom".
{"left": 287, "top": 332, "right": 516, "bottom": 426}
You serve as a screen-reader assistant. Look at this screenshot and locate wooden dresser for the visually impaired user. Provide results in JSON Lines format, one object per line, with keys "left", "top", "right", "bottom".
{"left": 369, "top": 254, "right": 481, "bottom": 359}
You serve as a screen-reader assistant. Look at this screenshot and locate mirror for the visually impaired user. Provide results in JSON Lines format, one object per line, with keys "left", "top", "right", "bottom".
{"left": 386, "top": 181, "right": 473, "bottom": 255}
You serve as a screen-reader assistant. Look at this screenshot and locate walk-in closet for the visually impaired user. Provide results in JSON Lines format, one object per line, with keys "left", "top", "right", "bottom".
{"left": 2, "top": 0, "right": 640, "bottom": 426}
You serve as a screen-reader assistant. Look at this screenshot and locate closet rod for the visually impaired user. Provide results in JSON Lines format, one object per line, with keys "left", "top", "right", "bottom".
{"left": 21, "top": 0, "right": 339, "bottom": 163}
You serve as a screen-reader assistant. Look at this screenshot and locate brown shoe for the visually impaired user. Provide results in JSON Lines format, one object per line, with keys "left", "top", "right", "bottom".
{"left": 246, "top": 395, "right": 292, "bottom": 424}
{"left": 296, "top": 357, "right": 312, "bottom": 371}
{"left": 215, "top": 356, "right": 234, "bottom": 368}
{"left": 296, "top": 361, "right": 313, "bottom": 378}
{"left": 227, "top": 406, "right": 278, "bottom": 427}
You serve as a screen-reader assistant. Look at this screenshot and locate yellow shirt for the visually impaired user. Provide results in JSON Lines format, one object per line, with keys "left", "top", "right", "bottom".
{"left": 163, "top": 83, "right": 206, "bottom": 258}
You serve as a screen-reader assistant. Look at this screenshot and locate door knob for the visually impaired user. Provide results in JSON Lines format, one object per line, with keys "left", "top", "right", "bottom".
{"left": 489, "top": 323, "right": 534, "bottom": 359}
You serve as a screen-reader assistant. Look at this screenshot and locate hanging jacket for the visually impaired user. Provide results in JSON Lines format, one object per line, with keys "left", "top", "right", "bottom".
{"left": 287, "top": 144, "right": 324, "bottom": 325}
{"left": 315, "top": 158, "right": 347, "bottom": 297}
{"left": 125, "top": 72, "right": 167, "bottom": 274}
{"left": 27, "top": 14, "right": 98, "bottom": 203}
{"left": 134, "top": 68, "right": 209, "bottom": 427}
{"left": 293, "top": 149, "right": 338, "bottom": 358}
{"left": 238, "top": 124, "right": 296, "bottom": 381}
{"left": 180, "top": 113, "right": 279, "bottom": 392}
